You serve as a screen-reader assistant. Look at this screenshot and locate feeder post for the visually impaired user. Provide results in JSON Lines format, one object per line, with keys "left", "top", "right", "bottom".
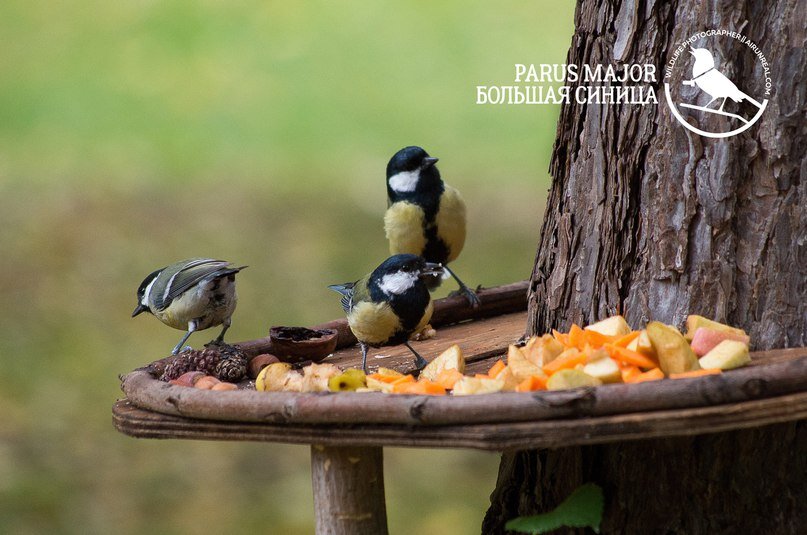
{"left": 310, "top": 444, "right": 388, "bottom": 535}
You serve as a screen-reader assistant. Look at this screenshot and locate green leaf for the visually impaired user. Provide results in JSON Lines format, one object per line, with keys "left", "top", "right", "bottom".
{"left": 505, "top": 483, "right": 603, "bottom": 534}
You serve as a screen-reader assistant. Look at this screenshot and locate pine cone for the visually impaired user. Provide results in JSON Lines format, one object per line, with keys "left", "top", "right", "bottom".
{"left": 159, "top": 343, "right": 247, "bottom": 383}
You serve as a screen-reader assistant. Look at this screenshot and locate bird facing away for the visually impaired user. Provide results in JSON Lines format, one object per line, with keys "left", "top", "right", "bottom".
{"left": 328, "top": 254, "right": 443, "bottom": 372}
{"left": 687, "top": 48, "right": 762, "bottom": 111}
{"left": 132, "top": 258, "right": 246, "bottom": 355}
{"left": 383, "top": 146, "right": 480, "bottom": 307}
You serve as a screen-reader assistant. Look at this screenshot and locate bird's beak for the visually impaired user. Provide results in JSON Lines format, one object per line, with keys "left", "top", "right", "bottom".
{"left": 132, "top": 304, "right": 148, "bottom": 317}
{"left": 688, "top": 48, "right": 695, "bottom": 56}
{"left": 420, "top": 262, "right": 444, "bottom": 278}
{"left": 422, "top": 157, "right": 439, "bottom": 169}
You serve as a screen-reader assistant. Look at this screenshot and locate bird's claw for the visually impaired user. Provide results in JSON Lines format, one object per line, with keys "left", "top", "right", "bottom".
{"left": 413, "top": 354, "right": 429, "bottom": 372}
{"left": 448, "top": 286, "right": 481, "bottom": 308}
{"left": 464, "top": 288, "right": 481, "bottom": 308}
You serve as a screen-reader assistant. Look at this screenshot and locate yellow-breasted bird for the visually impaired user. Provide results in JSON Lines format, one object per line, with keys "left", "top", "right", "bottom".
{"left": 383, "top": 146, "right": 480, "bottom": 307}
{"left": 328, "top": 254, "right": 443, "bottom": 372}
{"left": 132, "top": 258, "right": 246, "bottom": 354}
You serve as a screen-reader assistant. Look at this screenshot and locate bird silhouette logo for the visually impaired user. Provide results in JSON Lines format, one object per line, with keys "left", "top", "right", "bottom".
{"left": 663, "top": 34, "right": 770, "bottom": 139}
{"left": 683, "top": 48, "right": 762, "bottom": 112}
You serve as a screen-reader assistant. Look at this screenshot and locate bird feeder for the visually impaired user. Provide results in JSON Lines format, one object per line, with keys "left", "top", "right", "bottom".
{"left": 114, "top": 282, "right": 807, "bottom": 534}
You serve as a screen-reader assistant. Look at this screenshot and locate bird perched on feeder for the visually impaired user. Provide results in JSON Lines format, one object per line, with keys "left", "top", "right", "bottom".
{"left": 684, "top": 47, "right": 762, "bottom": 111}
{"left": 328, "top": 254, "right": 443, "bottom": 372}
{"left": 132, "top": 258, "right": 246, "bottom": 355}
{"left": 383, "top": 146, "right": 480, "bottom": 307}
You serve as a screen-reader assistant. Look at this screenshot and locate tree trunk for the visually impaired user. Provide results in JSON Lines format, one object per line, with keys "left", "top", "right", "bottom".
{"left": 485, "top": 0, "right": 806, "bottom": 532}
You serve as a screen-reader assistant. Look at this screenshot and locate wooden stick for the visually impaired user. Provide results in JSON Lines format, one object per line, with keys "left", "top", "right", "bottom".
{"left": 113, "top": 392, "right": 807, "bottom": 451}
{"left": 120, "top": 348, "right": 807, "bottom": 426}
{"left": 310, "top": 445, "right": 388, "bottom": 535}
{"left": 234, "top": 281, "right": 530, "bottom": 356}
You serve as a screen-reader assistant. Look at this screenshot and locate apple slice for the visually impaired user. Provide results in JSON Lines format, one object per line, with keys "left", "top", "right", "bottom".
{"left": 690, "top": 327, "right": 751, "bottom": 357}
{"left": 585, "top": 315, "right": 631, "bottom": 337}
{"left": 699, "top": 340, "right": 751, "bottom": 370}
{"left": 506, "top": 344, "right": 547, "bottom": 381}
{"left": 685, "top": 315, "right": 747, "bottom": 341}
{"left": 420, "top": 344, "right": 465, "bottom": 382}
{"left": 546, "top": 369, "right": 602, "bottom": 390}
{"left": 626, "top": 329, "right": 655, "bottom": 358}
{"left": 522, "top": 334, "right": 565, "bottom": 366}
{"left": 452, "top": 376, "right": 505, "bottom": 395}
{"left": 583, "top": 356, "right": 623, "bottom": 383}
{"left": 646, "top": 322, "right": 700, "bottom": 375}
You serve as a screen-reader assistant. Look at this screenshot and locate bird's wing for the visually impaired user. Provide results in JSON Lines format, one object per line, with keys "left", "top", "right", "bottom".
{"left": 702, "top": 71, "right": 743, "bottom": 101}
{"left": 435, "top": 185, "right": 467, "bottom": 263}
{"left": 153, "top": 259, "right": 240, "bottom": 311}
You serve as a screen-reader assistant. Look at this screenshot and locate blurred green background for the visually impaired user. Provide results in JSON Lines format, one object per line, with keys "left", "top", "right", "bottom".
{"left": 0, "top": 1, "right": 574, "bottom": 533}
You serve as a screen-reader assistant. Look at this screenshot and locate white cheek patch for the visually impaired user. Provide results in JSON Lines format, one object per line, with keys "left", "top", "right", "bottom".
{"left": 141, "top": 278, "right": 156, "bottom": 306}
{"left": 388, "top": 170, "right": 420, "bottom": 193}
{"left": 379, "top": 271, "right": 418, "bottom": 295}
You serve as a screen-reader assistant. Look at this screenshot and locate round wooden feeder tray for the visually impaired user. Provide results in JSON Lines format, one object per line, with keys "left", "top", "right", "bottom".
{"left": 116, "top": 282, "right": 807, "bottom": 450}
{"left": 114, "top": 282, "right": 807, "bottom": 535}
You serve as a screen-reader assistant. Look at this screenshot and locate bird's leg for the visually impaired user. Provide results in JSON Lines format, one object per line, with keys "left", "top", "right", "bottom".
{"left": 446, "top": 266, "right": 480, "bottom": 308}
{"left": 214, "top": 319, "right": 231, "bottom": 343}
{"left": 171, "top": 327, "right": 193, "bottom": 355}
{"left": 404, "top": 341, "right": 429, "bottom": 372}
{"left": 719, "top": 97, "right": 727, "bottom": 112}
{"left": 360, "top": 342, "right": 369, "bottom": 373}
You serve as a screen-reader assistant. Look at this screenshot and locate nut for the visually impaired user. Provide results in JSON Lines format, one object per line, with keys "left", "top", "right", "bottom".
{"left": 248, "top": 354, "right": 281, "bottom": 378}
{"left": 194, "top": 375, "right": 221, "bottom": 390}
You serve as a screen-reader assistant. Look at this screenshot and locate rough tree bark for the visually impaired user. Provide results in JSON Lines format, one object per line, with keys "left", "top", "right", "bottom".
{"left": 484, "top": 0, "right": 805, "bottom": 533}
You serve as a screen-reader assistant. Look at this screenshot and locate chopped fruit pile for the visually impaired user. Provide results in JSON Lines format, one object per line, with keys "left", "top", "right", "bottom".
{"left": 167, "top": 314, "right": 752, "bottom": 395}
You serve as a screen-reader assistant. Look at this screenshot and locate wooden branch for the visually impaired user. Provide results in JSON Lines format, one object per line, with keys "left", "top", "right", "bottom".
{"left": 311, "top": 445, "right": 388, "bottom": 534}
{"left": 234, "top": 281, "right": 529, "bottom": 356}
{"left": 120, "top": 348, "right": 807, "bottom": 427}
{"left": 113, "top": 391, "right": 807, "bottom": 451}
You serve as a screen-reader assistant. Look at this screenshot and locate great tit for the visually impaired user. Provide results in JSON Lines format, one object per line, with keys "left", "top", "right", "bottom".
{"left": 329, "top": 254, "right": 443, "bottom": 372}
{"left": 383, "top": 146, "right": 480, "bottom": 307}
{"left": 132, "top": 258, "right": 246, "bottom": 355}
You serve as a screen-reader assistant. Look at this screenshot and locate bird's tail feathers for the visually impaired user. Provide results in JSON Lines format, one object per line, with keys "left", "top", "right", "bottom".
{"left": 327, "top": 283, "right": 355, "bottom": 297}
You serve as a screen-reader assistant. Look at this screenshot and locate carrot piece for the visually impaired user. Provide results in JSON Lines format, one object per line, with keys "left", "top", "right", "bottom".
{"left": 474, "top": 373, "right": 490, "bottom": 379}
{"left": 552, "top": 329, "right": 570, "bottom": 347}
{"left": 568, "top": 324, "right": 587, "bottom": 350}
{"left": 670, "top": 368, "right": 722, "bottom": 379}
{"left": 542, "top": 349, "right": 585, "bottom": 375}
{"left": 392, "top": 380, "right": 446, "bottom": 395}
{"left": 390, "top": 374, "right": 415, "bottom": 385}
{"left": 515, "top": 375, "right": 547, "bottom": 392}
{"left": 368, "top": 373, "right": 412, "bottom": 384}
{"left": 488, "top": 359, "right": 506, "bottom": 378}
{"left": 621, "top": 365, "right": 641, "bottom": 382}
{"left": 433, "top": 369, "right": 464, "bottom": 390}
{"left": 613, "top": 330, "right": 641, "bottom": 348}
{"left": 605, "top": 344, "right": 658, "bottom": 370}
{"left": 626, "top": 368, "right": 665, "bottom": 383}
{"left": 583, "top": 329, "right": 617, "bottom": 349}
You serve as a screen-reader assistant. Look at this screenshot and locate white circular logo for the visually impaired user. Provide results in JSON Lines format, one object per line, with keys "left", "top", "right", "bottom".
{"left": 664, "top": 30, "right": 771, "bottom": 138}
